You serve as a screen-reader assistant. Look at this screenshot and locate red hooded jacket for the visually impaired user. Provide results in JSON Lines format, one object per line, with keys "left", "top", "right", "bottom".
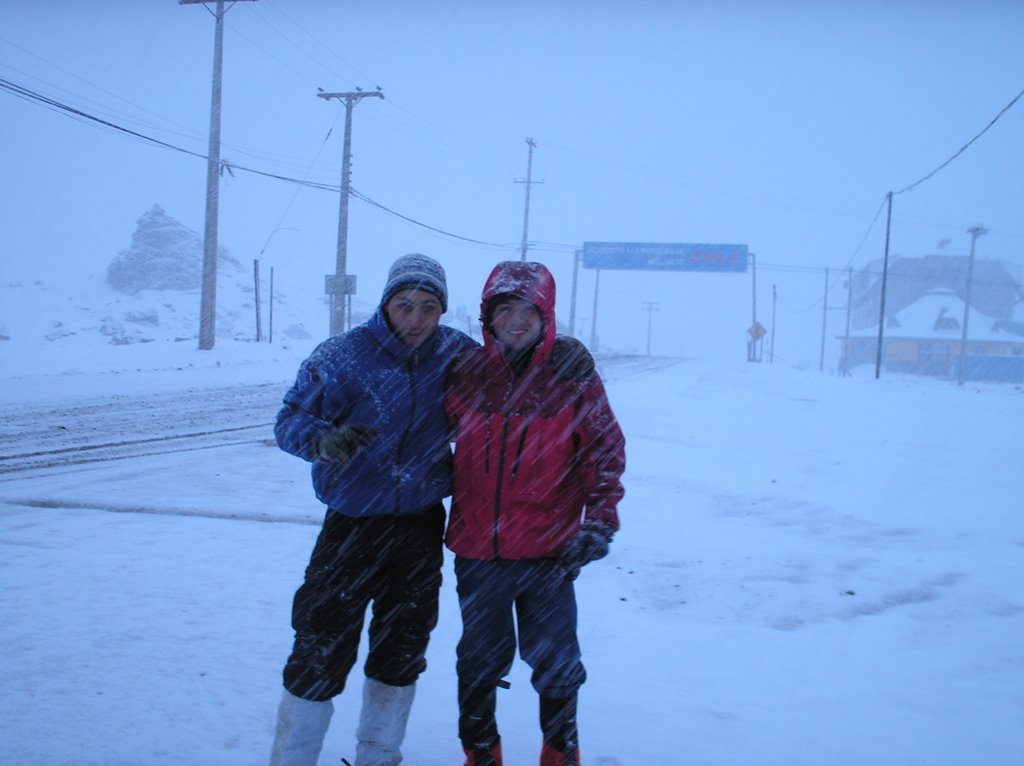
{"left": 444, "top": 261, "right": 626, "bottom": 560}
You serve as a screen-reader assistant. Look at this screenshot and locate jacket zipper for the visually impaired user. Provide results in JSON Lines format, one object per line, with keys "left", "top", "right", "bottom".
{"left": 491, "top": 377, "right": 515, "bottom": 558}
{"left": 510, "top": 417, "right": 532, "bottom": 479}
{"left": 394, "top": 353, "right": 417, "bottom": 515}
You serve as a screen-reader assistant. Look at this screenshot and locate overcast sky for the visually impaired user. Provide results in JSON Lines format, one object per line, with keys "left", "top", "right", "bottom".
{"left": 2, "top": 0, "right": 1021, "bottom": 362}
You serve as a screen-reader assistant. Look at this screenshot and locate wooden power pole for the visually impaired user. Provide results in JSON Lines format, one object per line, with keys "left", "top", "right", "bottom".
{"left": 180, "top": 0, "right": 256, "bottom": 350}
{"left": 318, "top": 89, "right": 384, "bottom": 335}
{"left": 516, "top": 138, "right": 541, "bottom": 261}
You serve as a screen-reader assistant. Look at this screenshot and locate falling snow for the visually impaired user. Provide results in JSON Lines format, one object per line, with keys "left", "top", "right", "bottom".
{"left": 1, "top": 334, "right": 1021, "bottom": 765}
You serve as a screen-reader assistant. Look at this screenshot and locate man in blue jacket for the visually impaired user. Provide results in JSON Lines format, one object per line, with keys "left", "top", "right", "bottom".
{"left": 269, "top": 254, "right": 477, "bottom": 766}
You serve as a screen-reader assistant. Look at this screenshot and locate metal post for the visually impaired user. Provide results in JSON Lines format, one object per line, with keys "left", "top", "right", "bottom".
{"left": 748, "top": 252, "right": 758, "bottom": 361}
{"left": 770, "top": 284, "right": 777, "bottom": 363}
{"left": 750, "top": 252, "right": 757, "bottom": 325}
{"left": 569, "top": 249, "right": 581, "bottom": 337}
{"left": 319, "top": 89, "right": 384, "bottom": 335}
{"left": 253, "top": 259, "right": 262, "bottom": 342}
{"left": 256, "top": 227, "right": 293, "bottom": 344}
{"left": 642, "top": 302, "right": 658, "bottom": 356}
{"left": 819, "top": 268, "right": 829, "bottom": 371}
{"left": 957, "top": 225, "right": 989, "bottom": 385}
{"left": 589, "top": 269, "right": 601, "bottom": 351}
{"left": 841, "top": 267, "right": 853, "bottom": 376}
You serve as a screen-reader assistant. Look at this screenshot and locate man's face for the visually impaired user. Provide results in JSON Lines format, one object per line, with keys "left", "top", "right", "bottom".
{"left": 385, "top": 289, "right": 443, "bottom": 348}
{"left": 490, "top": 297, "right": 542, "bottom": 353}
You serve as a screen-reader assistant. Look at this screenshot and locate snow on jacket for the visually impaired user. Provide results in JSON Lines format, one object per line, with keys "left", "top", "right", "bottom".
{"left": 275, "top": 309, "right": 478, "bottom": 518}
{"left": 444, "top": 261, "right": 626, "bottom": 560}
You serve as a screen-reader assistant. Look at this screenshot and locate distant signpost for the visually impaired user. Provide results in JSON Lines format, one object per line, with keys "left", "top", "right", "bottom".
{"left": 575, "top": 241, "right": 753, "bottom": 356}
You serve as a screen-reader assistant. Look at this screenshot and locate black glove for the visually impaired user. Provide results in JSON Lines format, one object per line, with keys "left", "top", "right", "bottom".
{"left": 317, "top": 424, "right": 378, "bottom": 464}
{"left": 558, "top": 521, "right": 614, "bottom": 581}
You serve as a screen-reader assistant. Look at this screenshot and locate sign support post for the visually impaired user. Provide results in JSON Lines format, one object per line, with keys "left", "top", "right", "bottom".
{"left": 581, "top": 241, "right": 750, "bottom": 357}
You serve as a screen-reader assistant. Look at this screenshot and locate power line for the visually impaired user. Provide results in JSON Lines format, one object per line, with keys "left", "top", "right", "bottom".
{"left": 349, "top": 187, "right": 515, "bottom": 250}
{"left": 0, "top": 75, "right": 211, "bottom": 161}
{"left": 0, "top": 35, "right": 205, "bottom": 143}
{"left": 5, "top": 69, "right": 1021, "bottom": 285}
{"left": 2, "top": 74, "right": 520, "bottom": 253}
{"left": 256, "top": 0, "right": 376, "bottom": 88}
{"left": 894, "top": 86, "right": 1024, "bottom": 196}
{"left": 840, "top": 194, "right": 889, "bottom": 272}
{"left": 257, "top": 112, "right": 343, "bottom": 257}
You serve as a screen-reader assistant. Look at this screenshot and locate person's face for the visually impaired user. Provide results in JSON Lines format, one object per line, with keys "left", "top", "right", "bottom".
{"left": 386, "top": 289, "right": 443, "bottom": 348}
{"left": 490, "top": 297, "right": 543, "bottom": 354}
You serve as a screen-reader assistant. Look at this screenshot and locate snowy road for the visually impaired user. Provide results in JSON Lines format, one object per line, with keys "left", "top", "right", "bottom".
{"left": 2, "top": 351, "right": 1022, "bottom": 766}
{"left": 0, "top": 381, "right": 282, "bottom": 477}
{"left": 0, "top": 355, "right": 679, "bottom": 480}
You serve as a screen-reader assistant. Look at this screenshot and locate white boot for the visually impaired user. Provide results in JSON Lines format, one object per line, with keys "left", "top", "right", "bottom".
{"left": 269, "top": 689, "right": 334, "bottom": 766}
{"left": 354, "top": 677, "right": 416, "bottom": 766}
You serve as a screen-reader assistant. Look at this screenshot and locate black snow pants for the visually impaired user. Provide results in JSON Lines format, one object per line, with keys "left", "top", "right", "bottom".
{"left": 282, "top": 504, "right": 445, "bottom": 701}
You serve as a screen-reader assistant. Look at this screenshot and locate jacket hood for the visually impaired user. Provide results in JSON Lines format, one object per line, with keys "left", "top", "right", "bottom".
{"left": 480, "top": 261, "right": 557, "bottom": 364}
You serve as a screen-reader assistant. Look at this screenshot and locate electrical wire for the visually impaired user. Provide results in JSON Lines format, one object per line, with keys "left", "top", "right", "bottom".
{"left": 4, "top": 63, "right": 1021, "bottom": 282}
{"left": 255, "top": 0, "right": 375, "bottom": 87}
{"left": 349, "top": 187, "right": 516, "bottom": 250}
{"left": 1, "top": 75, "right": 522, "bottom": 251}
{"left": 0, "top": 37, "right": 205, "bottom": 145}
{"left": 893, "top": 87, "right": 1024, "bottom": 196}
{"left": 0, "top": 75, "right": 211, "bottom": 161}
{"left": 257, "top": 111, "right": 344, "bottom": 258}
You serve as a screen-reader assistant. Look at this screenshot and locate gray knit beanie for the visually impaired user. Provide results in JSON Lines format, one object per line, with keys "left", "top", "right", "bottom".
{"left": 380, "top": 253, "right": 448, "bottom": 311}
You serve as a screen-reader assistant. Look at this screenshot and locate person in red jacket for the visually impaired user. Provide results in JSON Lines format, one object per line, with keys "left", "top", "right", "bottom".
{"left": 444, "top": 261, "right": 626, "bottom": 766}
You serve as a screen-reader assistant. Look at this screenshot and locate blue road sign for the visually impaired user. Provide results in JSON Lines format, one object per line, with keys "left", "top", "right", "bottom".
{"left": 582, "top": 241, "right": 748, "bottom": 272}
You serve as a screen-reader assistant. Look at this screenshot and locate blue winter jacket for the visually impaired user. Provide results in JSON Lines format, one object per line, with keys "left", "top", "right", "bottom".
{"left": 275, "top": 309, "right": 478, "bottom": 517}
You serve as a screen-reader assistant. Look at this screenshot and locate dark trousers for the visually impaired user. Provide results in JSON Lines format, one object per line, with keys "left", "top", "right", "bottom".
{"left": 283, "top": 505, "right": 445, "bottom": 701}
{"left": 454, "top": 557, "right": 586, "bottom": 698}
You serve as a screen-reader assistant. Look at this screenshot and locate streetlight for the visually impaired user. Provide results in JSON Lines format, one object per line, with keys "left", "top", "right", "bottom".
{"left": 259, "top": 226, "right": 298, "bottom": 259}
{"left": 957, "top": 225, "right": 989, "bottom": 385}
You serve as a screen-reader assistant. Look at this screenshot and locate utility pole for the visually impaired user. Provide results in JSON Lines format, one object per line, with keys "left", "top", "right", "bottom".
{"left": 180, "top": 0, "right": 256, "bottom": 350}
{"left": 253, "top": 259, "right": 262, "bottom": 342}
{"left": 819, "top": 268, "right": 829, "bottom": 372}
{"left": 569, "top": 249, "right": 581, "bottom": 337}
{"left": 319, "top": 88, "right": 384, "bottom": 335}
{"left": 874, "top": 191, "right": 894, "bottom": 379}
{"left": 750, "top": 252, "right": 757, "bottom": 326}
{"left": 841, "top": 267, "right": 853, "bottom": 376}
{"left": 516, "top": 138, "right": 541, "bottom": 261}
{"left": 957, "top": 225, "right": 989, "bottom": 385}
{"left": 747, "top": 252, "right": 763, "bottom": 362}
{"left": 641, "top": 302, "right": 659, "bottom": 356}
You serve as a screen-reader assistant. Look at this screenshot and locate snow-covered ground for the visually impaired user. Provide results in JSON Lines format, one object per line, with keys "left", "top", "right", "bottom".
{"left": 1, "top": 337, "right": 1022, "bottom": 766}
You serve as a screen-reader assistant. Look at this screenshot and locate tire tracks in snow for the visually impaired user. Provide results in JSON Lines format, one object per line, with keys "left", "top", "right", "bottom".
{"left": 0, "top": 356, "right": 677, "bottom": 522}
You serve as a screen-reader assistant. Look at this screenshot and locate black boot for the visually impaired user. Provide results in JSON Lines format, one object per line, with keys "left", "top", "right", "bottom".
{"left": 540, "top": 694, "right": 580, "bottom": 765}
{"left": 459, "top": 681, "right": 501, "bottom": 761}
